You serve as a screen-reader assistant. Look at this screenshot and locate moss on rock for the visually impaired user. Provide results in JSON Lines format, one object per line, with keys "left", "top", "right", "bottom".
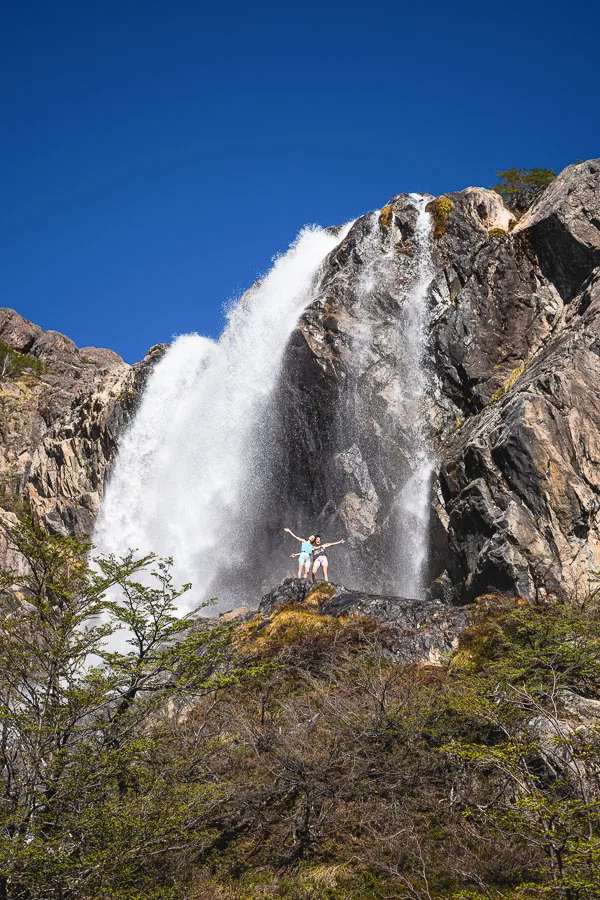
{"left": 426, "top": 196, "right": 454, "bottom": 238}
{"left": 488, "top": 364, "right": 525, "bottom": 404}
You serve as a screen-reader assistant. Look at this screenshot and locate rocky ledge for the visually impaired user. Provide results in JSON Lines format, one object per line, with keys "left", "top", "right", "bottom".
{"left": 234, "top": 577, "right": 470, "bottom": 664}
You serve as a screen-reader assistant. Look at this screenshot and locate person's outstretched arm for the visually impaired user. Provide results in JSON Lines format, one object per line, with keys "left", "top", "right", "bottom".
{"left": 321, "top": 539, "right": 345, "bottom": 549}
{"left": 284, "top": 527, "right": 304, "bottom": 543}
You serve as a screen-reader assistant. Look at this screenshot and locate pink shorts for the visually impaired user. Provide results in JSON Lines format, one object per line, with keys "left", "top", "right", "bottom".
{"left": 313, "top": 554, "right": 327, "bottom": 567}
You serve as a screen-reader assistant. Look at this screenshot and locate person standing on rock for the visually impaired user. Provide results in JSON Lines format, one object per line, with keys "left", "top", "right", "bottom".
{"left": 284, "top": 528, "right": 315, "bottom": 580}
{"left": 311, "top": 534, "right": 345, "bottom": 583}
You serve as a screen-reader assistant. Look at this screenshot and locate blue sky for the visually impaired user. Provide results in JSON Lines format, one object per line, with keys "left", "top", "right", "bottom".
{"left": 2, "top": 0, "right": 598, "bottom": 363}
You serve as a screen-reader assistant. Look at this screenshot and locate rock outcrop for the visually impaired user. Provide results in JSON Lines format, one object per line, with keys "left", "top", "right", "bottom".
{"left": 434, "top": 160, "right": 600, "bottom": 601}
{"left": 0, "top": 308, "right": 163, "bottom": 549}
{"left": 257, "top": 577, "right": 468, "bottom": 664}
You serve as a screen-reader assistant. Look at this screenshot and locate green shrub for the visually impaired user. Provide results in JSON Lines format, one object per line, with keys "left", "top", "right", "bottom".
{"left": 491, "top": 167, "right": 556, "bottom": 214}
{"left": 488, "top": 363, "right": 525, "bottom": 404}
{"left": 0, "top": 341, "right": 45, "bottom": 381}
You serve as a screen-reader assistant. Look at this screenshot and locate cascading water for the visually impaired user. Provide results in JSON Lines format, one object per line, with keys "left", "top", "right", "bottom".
{"left": 93, "top": 224, "right": 352, "bottom": 611}
{"left": 393, "top": 195, "right": 436, "bottom": 597}
{"left": 349, "top": 194, "right": 435, "bottom": 597}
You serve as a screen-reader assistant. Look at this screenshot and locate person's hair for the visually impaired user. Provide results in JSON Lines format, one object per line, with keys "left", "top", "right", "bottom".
{"left": 308, "top": 534, "right": 316, "bottom": 543}
{"left": 314, "top": 534, "right": 321, "bottom": 541}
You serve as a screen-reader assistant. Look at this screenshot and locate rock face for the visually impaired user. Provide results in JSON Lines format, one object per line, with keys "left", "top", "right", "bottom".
{"left": 433, "top": 160, "right": 600, "bottom": 601}
{"left": 0, "top": 308, "right": 163, "bottom": 552}
{"left": 273, "top": 158, "right": 600, "bottom": 602}
{"left": 2, "top": 158, "right": 600, "bottom": 606}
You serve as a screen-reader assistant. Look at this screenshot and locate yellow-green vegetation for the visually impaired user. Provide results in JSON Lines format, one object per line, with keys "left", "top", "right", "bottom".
{"left": 426, "top": 195, "right": 454, "bottom": 238}
{"left": 235, "top": 605, "right": 346, "bottom": 657}
{"left": 488, "top": 227, "right": 506, "bottom": 239}
{"left": 2, "top": 518, "right": 600, "bottom": 899}
{"left": 0, "top": 341, "right": 45, "bottom": 382}
{"left": 378, "top": 203, "right": 393, "bottom": 229}
{"left": 305, "top": 580, "right": 337, "bottom": 606}
{"left": 488, "top": 363, "right": 525, "bottom": 403}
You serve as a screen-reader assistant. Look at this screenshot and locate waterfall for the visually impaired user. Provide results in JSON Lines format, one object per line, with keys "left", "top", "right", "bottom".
{"left": 348, "top": 194, "right": 435, "bottom": 597}
{"left": 93, "top": 223, "right": 352, "bottom": 611}
{"left": 394, "top": 195, "right": 435, "bottom": 597}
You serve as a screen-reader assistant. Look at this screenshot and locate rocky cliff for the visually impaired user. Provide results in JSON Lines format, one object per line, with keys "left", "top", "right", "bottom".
{"left": 2, "top": 158, "right": 600, "bottom": 605}
{"left": 274, "top": 158, "right": 600, "bottom": 601}
{"left": 0, "top": 308, "right": 163, "bottom": 552}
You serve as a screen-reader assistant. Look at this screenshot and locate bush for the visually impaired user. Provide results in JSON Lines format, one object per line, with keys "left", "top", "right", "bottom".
{"left": 2, "top": 521, "right": 600, "bottom": 898}
{"left": 426, "top": 195, "right": 454, "bottom": 238}
{"left": 0, "top": 341, "right": 45, "bottom": 381}
{"left": 492, "top": 167, "right": 556, "bottom": 214}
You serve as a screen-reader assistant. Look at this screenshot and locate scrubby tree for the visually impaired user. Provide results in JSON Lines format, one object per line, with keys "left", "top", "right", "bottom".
{"left": 492, "top": 167, "right": 556, "bottom": 213}
{"left": 0, "top": 518, "right": 247, "bottom": 900}
{"left": 2, "top": 517, "right": 600, "bottom": 898}
{"left": 445, "top": 594, "right": 600, "bottom": 899}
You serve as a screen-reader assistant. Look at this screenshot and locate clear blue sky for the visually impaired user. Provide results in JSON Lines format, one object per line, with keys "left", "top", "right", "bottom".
{"left": 2, "top": 0, "right": 598, "bottom": 363}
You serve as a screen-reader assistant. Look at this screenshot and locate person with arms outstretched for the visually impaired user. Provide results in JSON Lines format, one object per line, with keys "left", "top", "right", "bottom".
{"left": 284, "top": 527, "right": 315, "bottom": 580}
{"left": 311, "top": 534, "right": 345, "bottom": 583}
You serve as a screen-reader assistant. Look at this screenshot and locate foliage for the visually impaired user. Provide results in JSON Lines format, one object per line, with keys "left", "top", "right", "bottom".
{"left": 426, "top": 195, "right": 454, "bottom": 237}
{"left": 492, "top": 167, "right": 556, "bottom": 214}
{"left": 0, "top": 517, "right": 254, "bottom": 899}
{"left": 0, "top": 342, "right": 45, "bottom": 382}
{"left": 2, "top": 522, "right": 600, "bottom": 898}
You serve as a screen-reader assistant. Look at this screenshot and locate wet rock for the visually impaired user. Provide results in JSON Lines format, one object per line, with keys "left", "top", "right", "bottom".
{"left": 274, "top": 157, "right": 600, "bottom": 603}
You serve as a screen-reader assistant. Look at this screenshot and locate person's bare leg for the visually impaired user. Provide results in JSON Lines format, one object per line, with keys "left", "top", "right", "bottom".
{"left": 303, "top": 562, "right": 310, "bottom": 580}
{"left": 297, "top": 561, "right": 303, "bottom": 578}
{"left": 322, "top": 561, "right": 329, "bottom": 582}
{"left": 312, "top": 562, "right": 318, "bottom": 583}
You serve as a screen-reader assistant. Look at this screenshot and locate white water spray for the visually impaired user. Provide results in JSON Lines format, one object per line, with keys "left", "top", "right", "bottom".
{"left": 93, "top": 225, "right": 351, "bottom": 610}
{"left": 394, "top": 195, "right": 436, "bottom": 597}
{"left": 349, "top": 194, "right": 435, "bottom": 597}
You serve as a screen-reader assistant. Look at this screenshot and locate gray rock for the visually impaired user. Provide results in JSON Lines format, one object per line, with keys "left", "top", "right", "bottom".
{"left": 259, "top": 577, "right": 310, "bottom": 614}
{"left": 271, "top": 158, "right": 600, "bottom": 603}
{"left": 515, "top": 158, "right": 600, "bottom": 300}
{"left": 255, "top": 577, "right": 468, "bottom": 665}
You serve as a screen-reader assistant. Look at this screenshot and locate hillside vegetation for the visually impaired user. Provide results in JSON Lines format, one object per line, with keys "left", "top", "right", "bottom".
{"left": 1, "top": 520, "right": 600, "bottom": 899}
